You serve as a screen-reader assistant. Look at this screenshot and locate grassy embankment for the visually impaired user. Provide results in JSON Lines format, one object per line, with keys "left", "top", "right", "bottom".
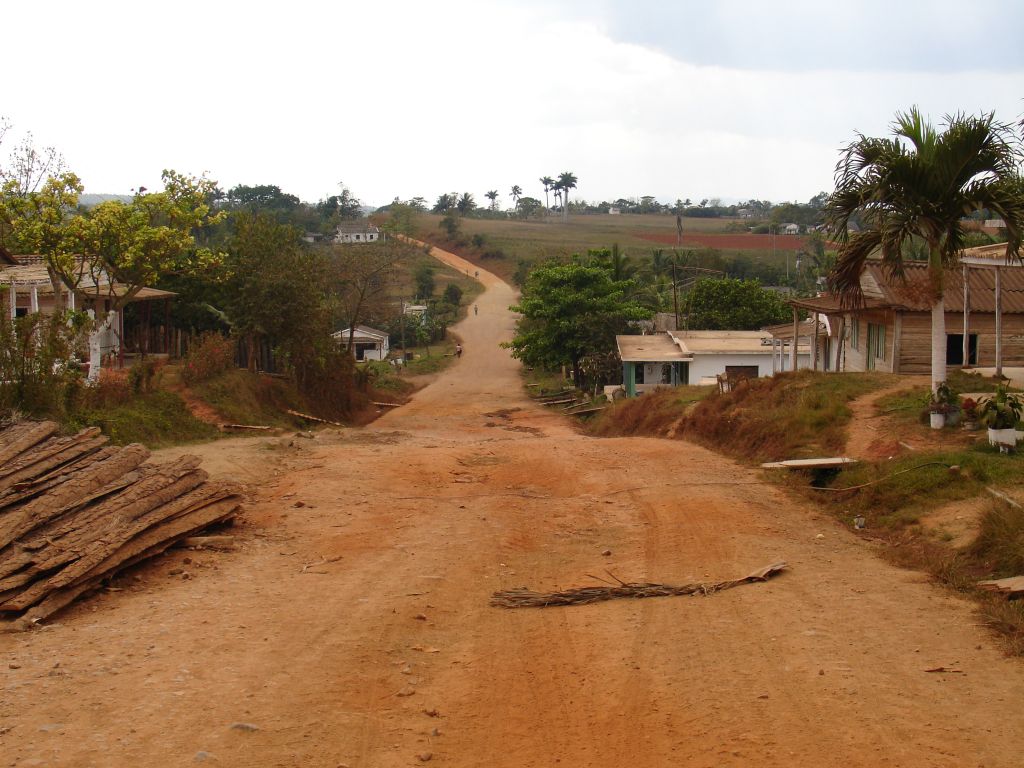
{"left": 593, "top": 369, "right": 1024, "bottom": 653}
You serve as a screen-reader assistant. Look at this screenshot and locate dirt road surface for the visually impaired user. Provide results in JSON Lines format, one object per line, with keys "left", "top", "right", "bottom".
{"left": 4, "top": 246, "right": 1024, "bottom": 767}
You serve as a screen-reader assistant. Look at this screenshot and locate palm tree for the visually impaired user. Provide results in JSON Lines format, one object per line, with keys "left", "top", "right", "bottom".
{"left": 552, "top": 183, "right": 562, "bottom": 215}
{"left": 557, "top": 171, "right": 578, "bottom": 223}
{"left": 540, "top": 176, "right": 554, "bottom": 217}
{"left": 510, "top": 185, "right": 522, "bottom": 212}
{"left": 456, "top": 192, "right": 476, "bottom": 216}
{"left": 485, "top": 190, "right": 499, "bottom": 211}
{"left": 826, "top": 108, "right": 1024, "bottom": 392}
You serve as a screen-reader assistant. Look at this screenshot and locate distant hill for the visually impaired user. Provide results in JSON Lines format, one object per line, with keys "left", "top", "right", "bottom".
{"left": 79, "top": 193, "right": 133, "bottom": 207}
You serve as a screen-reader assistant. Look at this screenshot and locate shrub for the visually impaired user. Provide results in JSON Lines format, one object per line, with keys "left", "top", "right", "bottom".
{"left": 181, "top": 333, "right": 235, "bottom": 385}
{"left": 0, "top": 311, "right": 79, "bottom": 417}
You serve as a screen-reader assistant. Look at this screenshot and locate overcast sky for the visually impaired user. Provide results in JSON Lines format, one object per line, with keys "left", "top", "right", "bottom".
{"left": 4, "top": 0, "right": 1022, "bottom": 209}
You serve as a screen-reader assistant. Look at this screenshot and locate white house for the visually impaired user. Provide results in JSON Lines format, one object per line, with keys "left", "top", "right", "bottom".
{"left": 615, "top": 329, "right": 812, "bottom": 396}
{"left": 783, "top": 223, "right": 800, "bottom": 235}
{"left": 608, "top": 207, "right": 622, "bottom": 215}
{"left": 332, "top": 325, "right": 390, "bottom": 361}
{"left": 334, "top": 221, "right": 384, "bottom": 244}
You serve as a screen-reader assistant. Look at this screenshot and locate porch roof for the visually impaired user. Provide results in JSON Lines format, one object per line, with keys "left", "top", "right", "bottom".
{"left": 616, "top": 333, "right": 691, "bottom": 363}
{"left": 669, "top": 330, "right": 775, "bottom": 355}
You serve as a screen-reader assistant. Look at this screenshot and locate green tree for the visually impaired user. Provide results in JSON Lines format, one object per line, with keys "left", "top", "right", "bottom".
{"left": 506, "top": 262, "right": 651, "bottom": 386}
{"left": 510, "top": 184, "right": 522, "bottom": 212}
{"left": 516, "top": 197, "right": 542, "bottom": 219}
{"left": 456, "top": 192, "right": 476, "bottom": 216}
{"left": 62, "top": 170, "right": 225, "bottom": 379}
{"left": 442, "top": 282, "right": 463, "bottom": 305}
{"left": 0, "top": 171, "right": 83, "bottom": 311}
{"left": 558, "top": 172, "right": 578, "bottom": 223}
{"left": 432, "top": 192, "right": 457, "bottom": 213}
{"left": 221, "top": 211, "right": 321, "bottom": 371}
{"left": 485, "top": 190, "right": 499, "bottom": 210}
{"left": 826, "top": 108, "right": 1024, "bottom": 391}
{"left": 414, "top": 262, "right": 436, "bottom": 299}
{"left": 684, "top": 278, "right": 790, "bottom": 330}
{"left": 329, "top": 239, "right": 413, "bottom": 352}
{"left": 539, "top": 176, "right": 554, "bottom": 216}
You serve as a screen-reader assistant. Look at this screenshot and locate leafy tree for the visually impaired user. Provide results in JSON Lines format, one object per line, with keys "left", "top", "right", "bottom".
{"left": 414, "top": 262, "right": 436, "bottom": 299}
{"left": 0, "top": 171, "right": 83, "bottom": 310}
{"left": 432, "top": 192, "right": 457, "bottom": 213}
{"left": 826, "top": 108, "right": 1024, "bottom": 391}
{"left": 510, "top": 185, "right": 522, "bottom": 211}
{"left": 442, "top": 282, "right": 463, "bottom": 305}
{"left": 516, "top": 196, "right": 542, "bottom": 219}
{"left": 226, "top": 184, "right": 299, "bottom": 212}
{"left": 539, "top": 176, "right": 554, "bottom": 215}
{"left": 61, "top": 170, "right": 225, "bottom": 378}
{"left": 456, "top": 192, "right": 476, "bottom": 216}
{"left": 439, "top": 212, "right": 460, "bottom": 238}
{"left": 329, "top": 239, "right": 413, "bottom": 352}
{"left": 485, "top": 190, "right": 499, "bottom": 210}
{"left": 507, "top": 262, "right": 651, "bottom": 385}
{"left": 316, "top": 184, "right": 361, "bottom": 222}
{"left": 683, "top": 277, "right": 791, "bottom": 330}
{"left": 221, "top": 211, "right": 322, "bottom": 371}
{"left": 587, "top": 243, "right": 636, "bottom": 281}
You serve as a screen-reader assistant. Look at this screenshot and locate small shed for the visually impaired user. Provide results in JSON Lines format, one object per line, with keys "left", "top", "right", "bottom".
{"left": 616, "top": 334, "right": 691, "bottom": 397}
{"left": 333, "top": 325, "right": 390, "bottom": 361}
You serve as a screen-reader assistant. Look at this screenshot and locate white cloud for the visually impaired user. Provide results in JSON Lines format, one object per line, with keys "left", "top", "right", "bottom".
{"left": 3, "top": 0, "right": 1021, "bottom": 209}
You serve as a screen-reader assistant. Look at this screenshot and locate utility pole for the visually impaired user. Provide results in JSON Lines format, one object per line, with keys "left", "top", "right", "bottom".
{"left": 671, "top": 260, "right": 680, "bottom": 331}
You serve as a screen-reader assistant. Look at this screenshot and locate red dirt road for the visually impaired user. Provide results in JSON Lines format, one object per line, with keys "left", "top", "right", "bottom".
{"left": 3, "top": 245, "right": 1024, "bottom": 767}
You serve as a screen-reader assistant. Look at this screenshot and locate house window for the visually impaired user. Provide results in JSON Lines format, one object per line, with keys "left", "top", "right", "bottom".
{"left": 946, "top": 334, "right": 978, "bottom": 366}
{"left": 850, "top": 318, "right": 859, "bottom": 350}
{"left": 634, "top": 364, "right": 645, "bottom": 384}
{"left": 355, "top": 234, "right": 361, "bottom": 240}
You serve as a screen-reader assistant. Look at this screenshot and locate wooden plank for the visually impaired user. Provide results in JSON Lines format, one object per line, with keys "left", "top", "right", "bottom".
{"left": 977, "top": 575, "right": 1024, "bottom": 597}
{"left": 761, "top": 457, "right": 857, "bottom": 469}
{"left": 0, "top": 422, "right": 59, "bottom": 466}
{"left": 371, "top": 401, "right": 401, "bottom": 408}
{"left": 285, "top": 409, "right": 344, "bottom": 427}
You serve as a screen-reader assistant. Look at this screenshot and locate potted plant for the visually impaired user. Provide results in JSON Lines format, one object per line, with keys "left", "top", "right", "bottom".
{"left": 978, "top": 384, "right": 1023, "bottom": 449}
{"left": 925, "top": 381, "right": 959, "bottom": 429}
{"left": 960, "top": 397, "right": 979, "bottom": 430}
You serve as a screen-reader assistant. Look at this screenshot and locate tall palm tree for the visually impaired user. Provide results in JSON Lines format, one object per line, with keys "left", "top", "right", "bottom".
{"left": 826, "top": 108, "right": 1024, "bottom": 392}
{"left": 510, "top": 185, "right": 522, "bottom": 212}
{"left": 552, "top": 183, "right": 562, "bottom": 215}
{"left": 540, "top": 176, "right": 554, "bottom": 217}
{"left": 557, "top": 171, "right": 578, "bottom": 223}
{"left": 456, "top": 192, "right": 476, "bottom": 216}
{"left": 485, "top": 190, "right": 499, "bottom": 210}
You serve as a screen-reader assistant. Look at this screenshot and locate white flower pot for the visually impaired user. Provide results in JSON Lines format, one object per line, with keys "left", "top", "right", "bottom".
{"left": 988, "top": 428, "right": 1019, "bottom": 448}
{"left": 929, "top": 412, "right": 945, "bottom": 430}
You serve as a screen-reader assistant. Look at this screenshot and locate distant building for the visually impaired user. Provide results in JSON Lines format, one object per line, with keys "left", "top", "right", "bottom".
{"left": 608, "top": 207, "right": 622, "bottom": 215}
{"left": 332, "top": 325, "right": 390, "bottom": 361}
{"left": 783, "top": 223, "right": 800, "bottom": 235}
{"left": 334, "top": 221, "right": 384, "bottom": 244}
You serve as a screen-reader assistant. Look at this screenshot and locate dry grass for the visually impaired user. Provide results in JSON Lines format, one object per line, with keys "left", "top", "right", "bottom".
{"left": 678, "top": 371, "right": 889, "bottom": 463}
{"left": 589, "top": 386, "right": 713, "bottom": 437}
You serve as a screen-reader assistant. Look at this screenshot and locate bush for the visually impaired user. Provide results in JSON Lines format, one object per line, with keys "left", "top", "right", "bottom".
{"left": 181, "top": 333, "right": 235, "bottom": 385}
{"left": 0, "top": 311, "right": 80, "bottom": 417}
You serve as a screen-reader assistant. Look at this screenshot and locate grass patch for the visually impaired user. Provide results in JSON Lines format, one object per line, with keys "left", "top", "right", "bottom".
{"left": 589, "top": 385, "right": 714, "bottom": 437}
{"left": 807, "top": 447, "right": 1023, "bottom": 527}
{"left": 191, "top": 369, "right": 309, "bottom": 428}
{"left": 678, "top": 370, "right": 889, "bottom": 463}
{"left": 67, "top": 390, "right": 218, "bottom": 447}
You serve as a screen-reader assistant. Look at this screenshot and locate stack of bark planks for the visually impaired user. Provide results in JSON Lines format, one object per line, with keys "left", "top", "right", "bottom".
{"left": 0, "top": 420, "right": 242, "bottom": 630}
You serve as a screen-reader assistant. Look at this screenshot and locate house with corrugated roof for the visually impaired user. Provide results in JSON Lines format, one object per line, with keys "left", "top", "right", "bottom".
{"left": 788, "top": 244, "right": 1024, "bottom": 375}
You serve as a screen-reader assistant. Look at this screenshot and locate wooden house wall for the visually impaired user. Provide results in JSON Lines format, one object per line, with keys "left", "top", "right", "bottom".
{"left": 898, "top": 312, "right": 1024, "bottom": 375}
{"left": 843, "top": 310, "right": 897, "bottom": 373}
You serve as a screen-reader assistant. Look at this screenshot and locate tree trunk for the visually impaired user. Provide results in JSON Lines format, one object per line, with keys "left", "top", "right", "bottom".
{"left": 246, "top": 333, "right": 257, "bottom": 373}
{"left": 931, "top": 296, "right": 947, "bottom": 392}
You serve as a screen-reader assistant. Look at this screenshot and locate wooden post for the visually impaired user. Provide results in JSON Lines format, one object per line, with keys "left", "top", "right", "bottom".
{"left": 810, "top": 312, "right": 818, "bottom": 371}
{"left": 790, "top": 309, "right": 799, "bottom": 371}
{"left": 892, "top": 312, "right": 902, "bottom": 374}
{"left": 835, "top": 316, "right": 845, "bottom": 372}
{"left": 995, "top": 266, "right": 1003, "bottom": 379}
{"left": 962, "top": 263, "right": 970, "bottom": 368}
{"left": 9, "top": 284, "right": 16, "bottom": 319}
{"left": 30, "top": 286, "right": 39, "bottom": 313}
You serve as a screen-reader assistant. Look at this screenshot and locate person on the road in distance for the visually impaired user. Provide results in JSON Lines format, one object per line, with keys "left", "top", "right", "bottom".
{"left": 474, "top": 304, "right": 478, "bottom": 315}
{"left": 455, "top": 343, "right": 463, "bottom": 358}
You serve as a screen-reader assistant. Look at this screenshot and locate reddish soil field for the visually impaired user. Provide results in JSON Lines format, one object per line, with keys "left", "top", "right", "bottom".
{"left": 637, "top": 232, "right": 808, "bottom": 251}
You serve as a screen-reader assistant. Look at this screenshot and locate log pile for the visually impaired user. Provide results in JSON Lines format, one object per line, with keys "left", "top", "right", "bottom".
{"left": 491, "top": 562, "right": 788, "bottom": 609}
{"left": 0, "top": 421, "right": 242, "bottom": 630}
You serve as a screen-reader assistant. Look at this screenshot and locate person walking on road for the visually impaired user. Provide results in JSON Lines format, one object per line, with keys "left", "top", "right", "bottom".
{"left": 455, "top": 344, "right": 463, "bottom": 358}
{"left": 474, "top": 304, "right": 478, "bottom": 316}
